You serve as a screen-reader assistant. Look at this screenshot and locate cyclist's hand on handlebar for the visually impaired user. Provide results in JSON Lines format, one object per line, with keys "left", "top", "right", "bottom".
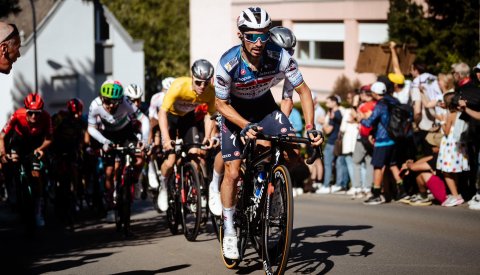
{"left": 137, "top": 140, "right": 146, "bottom": 151}
{"left": 211, "top": 136, "right": 220, "bottom": 148}
{"left": 163, "top": 139, "right": 173, "bottom": 151}
{"left": 102, "top": 140, "right": 114, "bottom": 152}
{"left": 202, "top": 137, "right": 213, "bottom": 150}
{"left": 307, "top": 129, "right": 324, "bottom": 147}
{"left": 33, "top": 149, "right": 44, "bottom": 160}
{"left": 240, "top": 123, "right": 262, "bottom": 140}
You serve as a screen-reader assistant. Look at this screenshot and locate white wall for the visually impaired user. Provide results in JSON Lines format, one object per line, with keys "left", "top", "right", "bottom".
{"left": 190, "top": 0, "right": 233, "bottom": 68}
{"left": 110, "top": 29, "right": 144, "bottom": 92}
{"left": 0, "top": 0, "right": 145, "bottom": 127}
{"left": 5, "top": 0, "right": 95, "bottom": 117}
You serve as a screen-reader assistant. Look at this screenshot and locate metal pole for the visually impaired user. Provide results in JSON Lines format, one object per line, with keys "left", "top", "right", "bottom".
{"left": 30, "top": 0, "right": 38, "bottom": 94}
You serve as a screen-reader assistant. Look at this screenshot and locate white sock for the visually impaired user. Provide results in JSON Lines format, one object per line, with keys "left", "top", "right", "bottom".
{"left": 223, "top": 207, "right": 236, "bottom": 236}
{"left": 159, "top": 175, "right": 167, "bottom": 190}
{"left": 210, "top": 170, "right": 223, "bottom": 193}
{"left": 148, "top": 161, "right": 156, "bottom": 175}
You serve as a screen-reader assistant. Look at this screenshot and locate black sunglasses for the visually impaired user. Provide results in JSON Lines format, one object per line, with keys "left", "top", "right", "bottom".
{"left": 194, "top": 79, "right": 210, "bottom": 87}
{"left": 102, "top": 97, "right": 122, "bottom": 106}
{"left": 1, "top": 24, "right": 19, "bottom": 44}
{"left": 26, "top": 110, "right": 42, "bottom": 116}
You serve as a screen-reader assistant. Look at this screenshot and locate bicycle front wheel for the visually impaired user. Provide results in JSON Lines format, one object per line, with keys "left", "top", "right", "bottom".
{"left": 166, "top": 173, "right": 181, "bottom": 235}
{"left": 180, "top": 162, "right": 202, "bottom": 241}
{"left": 261, "top": 165, "right": 293, "bottom": 275}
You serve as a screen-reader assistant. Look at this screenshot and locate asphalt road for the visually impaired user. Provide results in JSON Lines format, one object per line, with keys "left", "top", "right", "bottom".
{"left": 1, "top": 193, "right": 479, "bottom": 275}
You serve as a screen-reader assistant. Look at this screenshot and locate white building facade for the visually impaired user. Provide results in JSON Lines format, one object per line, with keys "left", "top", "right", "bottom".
{"left": 0, "top": 0, "right": 144, "bottom": 126}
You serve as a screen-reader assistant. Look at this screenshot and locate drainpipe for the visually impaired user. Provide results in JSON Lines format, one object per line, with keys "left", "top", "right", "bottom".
{"left": 30, "top": 0, "right": 38, "bottom": 94}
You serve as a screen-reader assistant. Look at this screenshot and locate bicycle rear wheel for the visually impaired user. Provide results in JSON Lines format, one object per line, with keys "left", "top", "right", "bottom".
{"left": 261, "top": 165, "right": 293, "bottom": 275}
{"left": 181, "top": 162, "right": 202, "bottom": 241}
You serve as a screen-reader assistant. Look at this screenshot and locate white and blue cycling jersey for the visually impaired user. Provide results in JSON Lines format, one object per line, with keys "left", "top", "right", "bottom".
{"left": 215, "top": 42, "right": 304, "bottom": 121}
{"left": 215, "top": 42, "right": 303, "bottom": 161}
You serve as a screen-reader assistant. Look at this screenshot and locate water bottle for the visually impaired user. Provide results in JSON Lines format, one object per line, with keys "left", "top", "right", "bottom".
{"left": 254, "top": 170, "right": 266, "bottom": 198}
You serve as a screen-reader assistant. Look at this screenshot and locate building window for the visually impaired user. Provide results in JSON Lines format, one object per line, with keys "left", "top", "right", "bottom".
{"left": 293, "top": 23, "right": 345, "bottom": 68}
{"left": 296, "top": 40, "right": 344, "bottom": 66}
{"left": 314, "top": 41, "right": 343, "bottom": 60}
{"left": 298, "top": 41, "right": 310, "bottom": 60}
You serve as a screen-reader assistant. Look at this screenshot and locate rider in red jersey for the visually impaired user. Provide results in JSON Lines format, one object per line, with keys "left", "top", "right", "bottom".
{"left": 0, "top": 93, "right": 52, "bottom": 227}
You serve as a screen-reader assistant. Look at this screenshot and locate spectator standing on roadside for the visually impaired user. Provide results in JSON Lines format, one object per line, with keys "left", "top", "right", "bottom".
{"left": 340, "top": 92, "right": 358, "bottom": 194}
{"left": 0, "top": 22, "right": 21, "bottom": 74}
{"left": 316, "top": 95, "right": 342, "bottom": 194}
{"left": 351, "top": 85, "right": 376, "bottom": 198}
{"left": 388, "top": 42, "right": 417, "bottom": 200}
{"left": 410, "top": 62, "right": 438, "bottom": 156}
{"left": 454, "top": 62, "right": 480, "bottom": 209}
{"left": 360, "top": 82, "right": 398, "bottom": 205}
{"left": 309, "top": 92, "right": 325, "bottom": 187}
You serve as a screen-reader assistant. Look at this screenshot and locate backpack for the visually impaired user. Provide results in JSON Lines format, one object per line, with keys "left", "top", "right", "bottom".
{"left": 385, "top": 99, "right": 413, "bottom": 140}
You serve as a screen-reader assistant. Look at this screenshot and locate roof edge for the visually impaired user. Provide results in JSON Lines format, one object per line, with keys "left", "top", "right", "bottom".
{"left": 22, "top": 0, "right": 65, "bottom": 51}
{"left": 102, "top": 5, "right": 144, "bottom": 52}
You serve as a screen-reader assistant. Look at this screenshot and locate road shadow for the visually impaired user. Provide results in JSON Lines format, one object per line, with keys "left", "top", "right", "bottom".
{"left": 287, "top": 225, "right": 375, "bottom": 274}
{"left": 29, "top": 252, "right": 113, "bottom": 274}
{"left": 111, "top": 264, "right": 191, "bottom": 274}
{"left": 0, "top": 199, "right": 182, "bottom": 273}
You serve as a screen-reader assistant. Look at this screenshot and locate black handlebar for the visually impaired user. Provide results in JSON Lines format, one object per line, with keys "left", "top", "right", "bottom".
{"left": 240, "top": 132, "right": 323, "bottom": 163}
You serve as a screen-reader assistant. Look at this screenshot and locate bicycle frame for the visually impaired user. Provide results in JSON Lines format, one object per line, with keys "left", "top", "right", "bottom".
{"left": 110, "top": 144, "right": 140, "bottom": 236}
{"left": 235, "top": 134, "right": 321, "bottom": 262}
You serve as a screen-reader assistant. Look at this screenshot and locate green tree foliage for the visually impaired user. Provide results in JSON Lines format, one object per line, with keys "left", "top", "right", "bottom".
{"left": 388, "top": 0, "right": 480, "bottom": 73}
{"left": 0, "top": 0, "right": 21, "bottom": 18}
{"left": 101, "top": 0, "right": 189, "bottom": 96}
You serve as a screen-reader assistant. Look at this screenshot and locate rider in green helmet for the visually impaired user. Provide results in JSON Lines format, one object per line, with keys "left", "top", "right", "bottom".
{"left": 87, "top": 79, "right": 150, "bottom": 224}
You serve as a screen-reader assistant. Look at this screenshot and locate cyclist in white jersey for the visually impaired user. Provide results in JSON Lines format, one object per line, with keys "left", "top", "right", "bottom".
{"left": 214, "top": 7, "right": 323, "bottom": 259}
{"left": 145, "top": 77, "right": 175, "bottom": 196}
{"left": 87, "top": 80, "right": 149, "bottom": 222}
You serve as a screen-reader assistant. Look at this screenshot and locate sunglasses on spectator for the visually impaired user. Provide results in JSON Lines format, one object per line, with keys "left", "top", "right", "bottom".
{"left": 194, "top": 78, "right": 210, "bottom": 87}
{"left": 102, "top": 97, "right": 122, "bottom": 106}
{"left": 1, "top": 24, "right": 19, "bottom": 44}
{"left": 243, "top": 33, "right": 270, "bottom": 43}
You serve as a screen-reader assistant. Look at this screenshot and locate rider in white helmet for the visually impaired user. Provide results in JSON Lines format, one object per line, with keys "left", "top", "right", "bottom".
{"left": 125, "top": 83, "right": 148, "bottom": 115}
{"left": 146, "top": 77, "right": 176, "bottom": 204}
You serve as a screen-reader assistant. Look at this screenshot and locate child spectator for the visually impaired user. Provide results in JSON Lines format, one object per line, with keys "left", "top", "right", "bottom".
{"left": 437, "top": 92, "right": 469, "bottom": 207}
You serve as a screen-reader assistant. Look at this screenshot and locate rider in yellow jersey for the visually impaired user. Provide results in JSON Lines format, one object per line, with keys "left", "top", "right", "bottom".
{"left": 157, "top": 59, "right": 217, "bottom": 211}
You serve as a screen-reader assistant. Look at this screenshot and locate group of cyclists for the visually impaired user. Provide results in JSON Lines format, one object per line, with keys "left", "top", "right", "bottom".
{"left": 0, "top": 6, "right": 323, "bottom": 273}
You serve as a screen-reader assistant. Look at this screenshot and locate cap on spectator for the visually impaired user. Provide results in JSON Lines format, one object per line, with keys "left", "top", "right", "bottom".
{"left": 360, "top": 84, "right": 371, "bottom": 92}
{"left": 473, "top": 62, "right": 480, "bottom": 72}
{"left": 370, "top": 82, "right": 387, "bottom": 95}
{"left": 388, "top": 73, "right": 405, "bottom": 85}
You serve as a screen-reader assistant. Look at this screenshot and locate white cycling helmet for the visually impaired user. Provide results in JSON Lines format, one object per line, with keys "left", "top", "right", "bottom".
{"left": 125, "top": 83, "right": 143, "bottom": 99}
{"left": 237, "top": 7, "right": 271, "bottom": 32}
{"left": 162, "top": 77, "right": 175, "bottom": 91}
{"left": 269, "top": 26, "right": 296, "bottom": 50}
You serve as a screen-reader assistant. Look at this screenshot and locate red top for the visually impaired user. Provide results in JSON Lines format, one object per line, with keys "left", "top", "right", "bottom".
{"left": 2, "top": 108, "right": 52, "bottom": 138}
{"left": 358, "top": 101, "right": 377, "bottom": 137}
